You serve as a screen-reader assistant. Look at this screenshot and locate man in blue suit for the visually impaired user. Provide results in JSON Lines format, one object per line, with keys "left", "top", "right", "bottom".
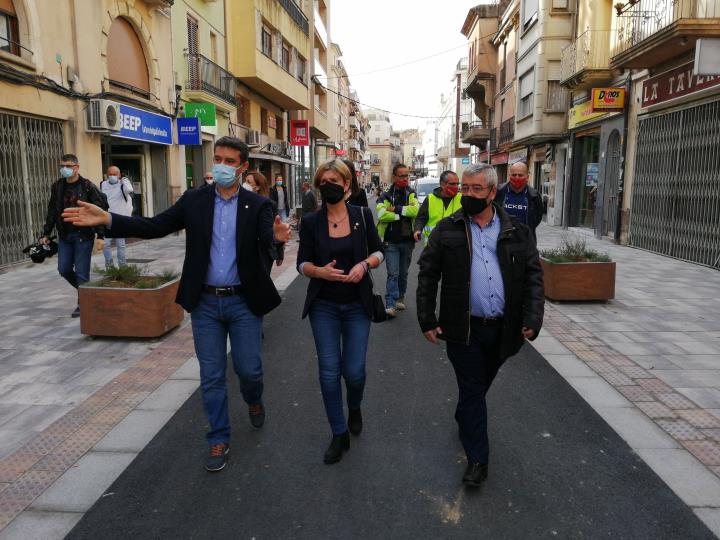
{"left": 63, "top": 137, "right": 291, "bottom": 472}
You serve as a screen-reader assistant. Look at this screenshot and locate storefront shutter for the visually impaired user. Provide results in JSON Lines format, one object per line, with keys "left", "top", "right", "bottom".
{"left": 547, "top": 61, "right": 562, "bottom": 81}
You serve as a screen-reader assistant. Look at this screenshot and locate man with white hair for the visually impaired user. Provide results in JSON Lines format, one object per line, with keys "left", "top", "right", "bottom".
{"left": 100, "top": 165, "right": 134, "bottom": 268}
{"left": 416, "top": 163, "right": 544, "bottom": 487}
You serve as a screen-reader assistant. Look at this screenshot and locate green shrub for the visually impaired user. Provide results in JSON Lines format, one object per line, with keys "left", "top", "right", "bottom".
{"left": 540, "top": 235, "right": 611, "bottom": 263}
{"left": 89, "top": 264, "right": 179, "bottom": 289}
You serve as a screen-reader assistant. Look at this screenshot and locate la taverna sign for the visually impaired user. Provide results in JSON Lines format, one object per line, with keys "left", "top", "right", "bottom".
{"left": 642, "top": 61, "right": 720, "bottom": 108}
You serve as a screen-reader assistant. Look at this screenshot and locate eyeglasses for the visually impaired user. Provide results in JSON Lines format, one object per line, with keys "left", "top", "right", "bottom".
{"left": 395, "top": 174, "right": 410, "bottom": 179}
{"left": 461, "top": 184, "right": 492, "bottom": 195}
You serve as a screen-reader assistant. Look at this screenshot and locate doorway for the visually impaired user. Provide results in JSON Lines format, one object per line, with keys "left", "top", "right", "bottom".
{"left": 570, "top": 134, "right": 600, "bottom": 228}
{"left": 602, "top": 130, "right": 622, "bottom": 238}
{"left": 109, "top": 155, "right": 145, "bottom": 217}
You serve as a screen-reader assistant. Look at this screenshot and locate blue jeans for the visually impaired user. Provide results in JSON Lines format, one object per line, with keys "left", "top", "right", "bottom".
{"left": 446, "top": 323, "right": 502, "bottom": 464}
{"left": 309, "top": 299, "right": 371, "bottom": 435}
{"left": 279, "top": 208, "right": 288, "bottom": 222}
{"left": 57, "top": 232, "right": 94, "bottom": 289}
{"left": 384, "top": 241, "right": 414, "bottom": 308}
{"left": 103, "top": 237, "right": 127, "bottom": 267}
{"left": 191, "top": 292, "right": 264, "bottom": 445}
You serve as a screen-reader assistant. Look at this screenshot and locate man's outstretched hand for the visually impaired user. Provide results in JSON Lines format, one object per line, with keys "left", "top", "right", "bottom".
{"left": 62, "top": 201, "right": 111, "bottom": 227}
{"left": 273, "top": 215, "right": 291, "bottom": 243}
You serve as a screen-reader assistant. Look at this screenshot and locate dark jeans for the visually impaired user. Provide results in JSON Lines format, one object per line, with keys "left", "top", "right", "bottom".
{"left": 190, "top": 292, "right": 264, "bottom": 445}
{"left": 309, "top": 299, "right": 371, "bottom": 434}
{"left": 384, "top": 240, "right": 414, "bottom": 308}
{"left": 446, "top": 323, "right": 503, "bottom": 464}
{"left": 57, "top": 232, "right": 94, "bottom": 289}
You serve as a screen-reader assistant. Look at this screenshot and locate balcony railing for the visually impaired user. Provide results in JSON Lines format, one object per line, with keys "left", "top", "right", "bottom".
{"left": 615, "top": 0, "right": 720, "bottom": 56}
{"left": 461, "top": 121, "right": 491, "bottom": 146}
{"left": 313, "top": 51, "right": 327, "bottom": 82}
{"left": 314, "top": 7, "right": 328, "bottom": 47}
{"left": 349, "top": 115, "right": 359, "bottom": 129}
{"left": 560, "top": 30, "right": 612, "bottom": 85}
{"left": 499, "top": 117, "right": 514, "bottom": 145}
{"left": 186, "top": 53, "right": 237, "bottom": 105}
{"left": 278, "top": 0, "right": 309, "bottom": 35}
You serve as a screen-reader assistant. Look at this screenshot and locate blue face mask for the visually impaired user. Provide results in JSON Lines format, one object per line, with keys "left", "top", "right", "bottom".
{"left": 60, "top": 166, "right": 74, "bottom": 178}
{"left": 212, "top": 163, "right": 239, "bottom": 188}
{"left": 107, "top": 175, "right": 119, "bottom": 184}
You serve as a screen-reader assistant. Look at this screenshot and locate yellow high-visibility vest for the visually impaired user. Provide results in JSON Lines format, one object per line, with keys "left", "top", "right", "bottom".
{"left": 423, "top": 192, "right": 462, "bottom": 243}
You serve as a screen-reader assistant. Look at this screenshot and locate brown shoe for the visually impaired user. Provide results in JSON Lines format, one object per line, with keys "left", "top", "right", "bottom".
{"left": 248, "top": 403, "right": 265, "bottom": 428}
{"left": 205, "top": 443, "right": 229, "bottom": 472}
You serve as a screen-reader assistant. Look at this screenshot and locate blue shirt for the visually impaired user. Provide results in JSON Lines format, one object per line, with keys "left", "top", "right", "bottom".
{"left": 469, "top": 211, "right": 505, "bottom": 318}
{"left": 503, "top": 186, "right": 529, "bottom": 224}
{"left": 205, "top": 188, "right": 241, "bottom": 286}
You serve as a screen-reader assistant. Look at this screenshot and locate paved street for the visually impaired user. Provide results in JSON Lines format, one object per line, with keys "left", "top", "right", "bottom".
{"left": 0, "top": 221, "right": 719, "bottom": 537}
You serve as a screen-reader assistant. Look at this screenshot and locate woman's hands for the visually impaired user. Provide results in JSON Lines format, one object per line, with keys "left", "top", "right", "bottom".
{"left": 314, "top": 260, "right": 368, "bottom": 283}
{"left": 345, "top": 261, "right": 368, "bottom": 283}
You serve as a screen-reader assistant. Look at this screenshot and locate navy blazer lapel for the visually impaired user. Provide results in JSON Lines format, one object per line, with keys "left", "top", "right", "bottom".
{"left": 349, "top": 205, "right": 365, "bottom": 262}
{"left": 236, "top": 188, "right": 251, "bottom": 247}
{"left": 316, "top": 205, "right": 331, "bottom": 265}
{"left": 202, "top": 185, "right": 215, "bottom": 250}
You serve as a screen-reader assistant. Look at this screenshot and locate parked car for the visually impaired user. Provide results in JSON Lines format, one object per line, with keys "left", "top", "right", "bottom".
{"left": 413, "top": 176, "right": 440, "bottom": 204}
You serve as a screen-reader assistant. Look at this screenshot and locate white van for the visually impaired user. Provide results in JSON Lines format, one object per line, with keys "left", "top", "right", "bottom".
{"left": 413, "top": 176, "right": 440, "bottom": 204}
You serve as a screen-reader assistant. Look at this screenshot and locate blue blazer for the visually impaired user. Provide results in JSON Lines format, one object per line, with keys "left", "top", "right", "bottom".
{"left": 107, "top": 183, "right": 281, "bottom": 316}
{"left": 297, "top": 204, "right": 383, "bottom": 319}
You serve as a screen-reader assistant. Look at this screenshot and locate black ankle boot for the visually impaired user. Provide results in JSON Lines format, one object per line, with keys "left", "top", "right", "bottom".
{"left": 348, "top": 408, "right": 363, "bottom": 435}
{"left": 323, "top": 431, "right": 350, "bottom": 464}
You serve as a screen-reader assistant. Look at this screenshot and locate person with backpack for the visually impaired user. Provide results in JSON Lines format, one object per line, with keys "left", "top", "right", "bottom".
{"left": 99, "top": 165, "right": 134, "bottom": 268}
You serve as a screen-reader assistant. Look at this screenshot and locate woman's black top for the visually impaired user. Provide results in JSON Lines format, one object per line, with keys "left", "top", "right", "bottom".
{"left": 317, "top": 234, "right": 360, "bottom": 304}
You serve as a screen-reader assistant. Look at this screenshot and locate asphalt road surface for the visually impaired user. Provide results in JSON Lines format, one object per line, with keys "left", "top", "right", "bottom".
{"left": 68, "top": 253, "right": 713, "bottom": 540}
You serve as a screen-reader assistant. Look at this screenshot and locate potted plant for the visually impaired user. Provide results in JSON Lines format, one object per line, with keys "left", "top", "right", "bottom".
{"left": 78, "top": 265, "right": 184, "bottom": 338}
{"left": 540, "top": 235, "right": 615, "bottom": 301}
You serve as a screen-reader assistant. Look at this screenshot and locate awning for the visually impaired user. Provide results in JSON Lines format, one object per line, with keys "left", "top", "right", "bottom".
{"left": 248, "top": 152, "right": 301, "bottom": 166}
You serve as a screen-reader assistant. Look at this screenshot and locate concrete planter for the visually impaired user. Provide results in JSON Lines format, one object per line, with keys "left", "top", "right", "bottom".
{"left": 78, "top": 278, "right": 184, "bottom": 337}
{"left": 540, "top": 258, "right": 616, "bottom": 301}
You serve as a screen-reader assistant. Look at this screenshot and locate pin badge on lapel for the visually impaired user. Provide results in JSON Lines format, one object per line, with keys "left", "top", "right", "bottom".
{"left": 245, "top": 205, "right": 249, "bottom": 209}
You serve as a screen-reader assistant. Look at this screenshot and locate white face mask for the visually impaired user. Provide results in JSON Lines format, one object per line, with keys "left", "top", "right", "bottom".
{"left": 107, "top": 175, "right": 119, "bottom": 185}
{"left": 242, "top": 182, "right": 254, "bottom": 192}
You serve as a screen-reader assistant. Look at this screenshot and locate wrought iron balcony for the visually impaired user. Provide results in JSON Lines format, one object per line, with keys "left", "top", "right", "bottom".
{"left": 499, "top": 117, "right": 514, "bottom": 146}
{"left": 560, "top": 30, "right": 613, "bottom": 89}
{"left": 278, "top": 0, "right": 309, "bottom": 35}
{"left": 186, "top": 53, "right": 237, "bottom": 106}
{"left": 612, "top": 0, "right": 720, "bottom": 68}
{"left": 461, "top": 121, "right": 491, "bottom": 146}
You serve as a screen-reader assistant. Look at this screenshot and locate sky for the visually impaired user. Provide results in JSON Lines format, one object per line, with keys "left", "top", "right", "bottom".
{"left": 330, "top": 1, "right": 478, "bottom": 131}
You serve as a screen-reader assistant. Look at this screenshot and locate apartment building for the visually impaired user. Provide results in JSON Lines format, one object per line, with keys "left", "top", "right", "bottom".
{"left": 0, "top": 0, "right": 180, "bottom": 267}
{"left": 398, "top": 128, "right": 424, "bottom": 177}
{"left": 365, "top": 108, "right": 395, "bottom": 186}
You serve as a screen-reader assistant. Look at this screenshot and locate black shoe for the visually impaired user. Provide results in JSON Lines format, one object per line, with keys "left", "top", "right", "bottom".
{"left": 348, "top": 408, "right": 363, "bottom": 435}
{"left": 462, "top": 462, "right": 488, "bottom": 486}
{"left": 205, "top": 443, "right": 229, "bottom": 472}
{"left": 71, "top": 305, "right": 80, "bottom": 318}
{"left": 323, "top": 431, "right": 350, "bottom": 464}
{"left": 249, "top": 403, "right": 265, "bottom": 428}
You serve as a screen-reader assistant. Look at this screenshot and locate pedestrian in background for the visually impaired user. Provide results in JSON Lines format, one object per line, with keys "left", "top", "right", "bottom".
{"left": 413, "top": 170, "right": 462, "bottom": 245}
{"left": 100, "top": 165, "right": 134, "bottom": 268}
{"left": 271, "top": 174, "right": 290, "bottom": 221}
{"left": 40, "top": 154, "right": 107, "bottom": 318}
{"left": 63, "top": 137, "right": 291, "bottom": 473}
{"left": 495, "top": 162, "right": 543, "bottom": 237}
{"left": 203, "top": 172, "right": 214, "bottom": 185}
{"left": 243, "top": 173, "right": 259, "bottom": 194}
{"left": 342, "top": 159, "right": 368, "bottom": 207}
{"left": 297, "top": 159, "right": 384, "bottom": 464}
{"left": 300, "top": 181, "right": 318, "bottom": 229}
{"left": 416, "top": 163, "right": 544, "bottom": 487}
{"left": 248, "top": 170, "right": 284, "bottom": 269}
{"left": 376, "top": 163, "right": 419, "bottom": 317}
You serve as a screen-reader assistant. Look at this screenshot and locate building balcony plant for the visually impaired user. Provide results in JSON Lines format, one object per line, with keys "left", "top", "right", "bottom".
{"left": 79, "top": 265, "right": 183, "bottom": 338}
{"left": 540, "top": 235, "right": 615, "bottom": 301}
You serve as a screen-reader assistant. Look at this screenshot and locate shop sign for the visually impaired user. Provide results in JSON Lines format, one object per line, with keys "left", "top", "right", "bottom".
{"left": 335, "top": 149, "right": 347, "bottom": 156}
{"left": 586, "top": 163, "right": 599, "bottom": 186}
{"left": 117, "top": 104, "right": 172, "bottom": 145}
{"left": 567, "top": 101, "right": 607, "bottom": 130}
{"left": 641, "top": 61, "right": 720, "bottom": 108}
{"left": 184, "top": 102, "right": 217, "bottom": 126}
{"left": 591, "top": 88, "right": 625, "bottom": 112}
{"left": 508, "top": 148, "right": 527, "bottom": 164}
{"left": 490, "top": 152, "right": 509, "bottom": 165}
{"left": 177, "top": 117, "right": 201, "bottom": 145}
{"left": 461, "top": 157, "right": 470, "bottom": 164}
{"left": 290, "top": 119, "right": 309, "bottom": 146}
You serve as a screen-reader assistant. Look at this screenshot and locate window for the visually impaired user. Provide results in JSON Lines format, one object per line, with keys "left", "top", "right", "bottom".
{"left": 546, "top": 81, "right": 568, "bottom": 112}
{"left": 108, "top": 17, "right": 150, "bottom": 95}
{"left": 261, "top": 108, "right": 268, "bottom": 135}
{"left": 281, "top": 44, "right": 290, "bottom": 71}
{"left": 0, "top": 7, "right": 19, "bottom": 56}
{"left": 237, "top": 97, "right": 250, "bottom": 127}
{"left": 297, "top": 55, "right": 306, "bottom": 83}
{"left": 375, "top": 137, "right": 380, "bottom": 143}
{"left": 518, "top": 69, "right": 534, "bottom": 119}
{"left": 261, "top": 27, "right": 272, "bottom": 58}
{"left": 187, "top": 15, "right": 199, "bottom": 56}
{"left": 275, "top": 115, "right": 284, "bottom": 139}
{"left": 522, "top": 0, "right": 538, "bottom": 29}
{"left": 500, "top": 42, "right": 507, "bottom": 88}
{"left": 209, "top": 32, "right": 218, "bottom": 63}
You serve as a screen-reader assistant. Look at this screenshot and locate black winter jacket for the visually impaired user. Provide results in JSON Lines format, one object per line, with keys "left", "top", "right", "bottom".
{"left": 416, "top": 203, "right": 544, "bottom": 361}
{"left": 42, "top": 176, "right": 108, "bottom": 240}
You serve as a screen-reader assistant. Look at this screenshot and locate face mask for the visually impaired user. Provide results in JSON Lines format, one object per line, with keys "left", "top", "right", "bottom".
{"left": 320, "top": 182, "right": 346, "bottom": 205}
{"left": 461, "top": 194, "right": 490, "bottom": 216}
{"left": 60, "top": 166, "right": 74, "bottom": 178}
{"left": 276, "top": 181, "right": 283, "bottom": 186}
{"left": 212, "top": 164, "right": 239, "bottom": 188}
{"left": 242, "top": 182, "right": 254, "bottom": 192}
{"left": 395, "top": 179, "right": 408, "bottom": 189}
{"left": 444, "top": 184, "right": 459, "bottom": 197}
{"left": 107, "top": 175, "right": 119, "bottom": 185}
{"left": 509, "top": 177, "right": 527, "bottom": 191}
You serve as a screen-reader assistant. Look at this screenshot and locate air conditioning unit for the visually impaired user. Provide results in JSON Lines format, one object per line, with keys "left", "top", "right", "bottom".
{"left": 246, "top": 130, "right": 260, "bottom": 146}
{"left": 86, "top": 99, "right": 121, "bottom": 132}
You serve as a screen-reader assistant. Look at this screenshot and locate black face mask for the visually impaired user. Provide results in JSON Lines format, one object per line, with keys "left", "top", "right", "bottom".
{"left": 461, "top": 195, "right": 491, "bottom": 216}
{"left": 320, "top": 182, "right": 346, "bottom": 205}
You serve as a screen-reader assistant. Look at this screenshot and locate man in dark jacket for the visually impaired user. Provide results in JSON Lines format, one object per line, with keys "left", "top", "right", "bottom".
{"left": 416, "top": 163, "right": 544, "bottom": 487}
{"left": 495, "top": 161, "right": 543, "bottom": 236}
{"left": 40, "top": 154, "right": 107, "bottom": 318}
{"left": 63, "top": 137, "right": 291, "bottom": 473}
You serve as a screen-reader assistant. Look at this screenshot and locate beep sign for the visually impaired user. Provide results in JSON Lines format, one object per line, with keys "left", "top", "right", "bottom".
{"left": 591, "top": 88, "right": 625, "bottom": 112}
{"left": 117, "top": 104, "right": 173, "bottom": 145}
